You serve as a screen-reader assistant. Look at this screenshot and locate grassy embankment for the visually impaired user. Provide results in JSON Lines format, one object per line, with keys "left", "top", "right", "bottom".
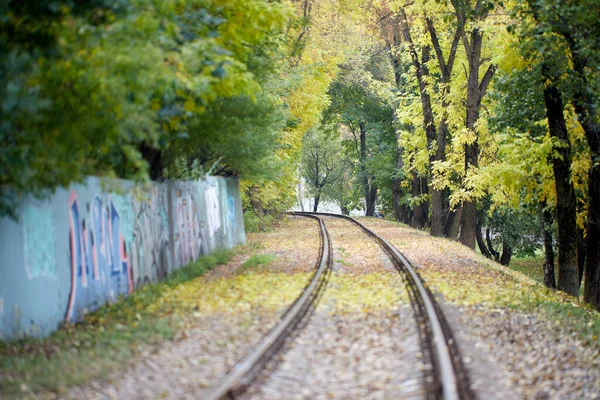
{"left": 0, "top": 249, "right": 234, "bottom": 397}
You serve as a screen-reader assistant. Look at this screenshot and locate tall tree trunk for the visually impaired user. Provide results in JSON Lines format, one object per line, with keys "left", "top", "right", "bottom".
{"left": 486, "top": 228, "right": 500, "bottom": 262}
{"left": 340, "top": 201, "right": 349, "bottom": 215}
{"left": 459, "top": 29, "right": 484, "bottom": 249}
{"left": 425, "top": 17, "right": 460, "bottom": 237}
{"left": 578, "top": 108, "right": 600, "bottom": 308}
{"left": 359, "top": 121, "right": 375, "bottom": 216}
{"left": 542, "top": 78, "right": 579, "bottom": 297}
{"left": 578, "top": 227, "right": 586, "bottom": 287}
{"left": 384, "top": 18, "right": 411, "bottom": 224}
{"left": 430, "top": 121, "right": 448, "bottom": 236}
{"left": 411, "top": 175, "right": 428, "bottom": 228}
{"left": 500, "top": 241, "right": 513, "bottom": 266}
{"left": 392, "top": 139, "right": 410, "bottom": 223}
{"left": 476, "top": 222, "right": 493, "bottom": 259}
{"left": 568, "top": 48, "right": 600, "bottom": 309}
{"left": 313, "top": 193, "right": 320, "bottom": 212}
{"left": 366, "top": 185, "right": 378, "bottom": 217}
{"left": 445, "top": 207, "right": 462, "bottom": 239}
{"left": 584, "top": 158, "right": 600, "bottom": 309}
{"left": 541, "top": 203, "right": 556, "bottom": 289}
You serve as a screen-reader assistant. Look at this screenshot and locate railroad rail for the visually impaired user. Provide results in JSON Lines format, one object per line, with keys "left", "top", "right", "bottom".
{"left": 302, "top": 212, "right": 473, "bottom": 400}
{"left": 205, "top": 212, "right": 472, "bottom": 400}
{"left": 203, "top": 213, "right": 333, "bottom": 400}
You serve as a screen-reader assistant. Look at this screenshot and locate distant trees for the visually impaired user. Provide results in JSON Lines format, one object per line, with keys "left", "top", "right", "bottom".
{"left": 300, "top": 127, "right": 346, "bottom": 212}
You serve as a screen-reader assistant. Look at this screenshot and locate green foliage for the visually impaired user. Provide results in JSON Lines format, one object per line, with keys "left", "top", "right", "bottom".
{"left": 300, "top": 125, "right": 347, "bottom": 203}
{"left": 243, "top": 209, "right": 276, "bottom": 233}
{"left": 242, "top": 253, "right": 277, "bottom": 270}
{"left": 0, "top": 0, "right": 293, "bottom": 217}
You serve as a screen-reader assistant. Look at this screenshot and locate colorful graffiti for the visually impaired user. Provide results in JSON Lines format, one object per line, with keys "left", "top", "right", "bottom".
{"left": 66, "top": 192, "right": 133, "bottom": 322}
{"left": 175, "top": 189, "right": 202, "bottom": 266}
{"left": 0, "top": 177, "right": 245, "bottom": 341}
{"left": 130, "top": 190, "right": 172, "bottom": 287}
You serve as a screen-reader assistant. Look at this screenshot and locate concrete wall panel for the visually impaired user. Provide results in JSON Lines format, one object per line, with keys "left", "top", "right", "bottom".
{"left": 0, "top": 176, "right": 245, "bottom": 341}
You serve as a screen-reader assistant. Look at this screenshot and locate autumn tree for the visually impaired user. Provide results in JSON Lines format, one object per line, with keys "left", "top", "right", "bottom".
{"left": 300, "top": 126, "right": 347, "bottom": 212}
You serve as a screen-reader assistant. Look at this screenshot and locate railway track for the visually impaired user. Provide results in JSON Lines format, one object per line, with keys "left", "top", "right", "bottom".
{"left": 204, "top": 212, "right": 472, "bottom": 400}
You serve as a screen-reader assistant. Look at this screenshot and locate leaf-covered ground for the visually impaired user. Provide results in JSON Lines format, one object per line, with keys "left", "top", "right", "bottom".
{"left": 242, "top": 217, "right": 423, "bottom": 399}
{"left": 359, "top": 217, "right": 600, "bottom": 399}
{"left": 3, "top": 216, "right": 600, "bottom": 399}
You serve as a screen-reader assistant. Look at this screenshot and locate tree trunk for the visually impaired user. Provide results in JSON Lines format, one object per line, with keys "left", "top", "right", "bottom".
{"left": 486, "top": 228, "right": 500, "bottom": 262}
{"left": 578, "top": 227, "right": 586, "bottom": 287}
{"left": 584, "top": 158, "right": 600, "bottom": 309}
{"left": 359, "top": 121, "right": 376, "bottom": 217}
{"left": 430, "top": 185, "right": 445, "bottom": 237}
{"left": 445, "top": 207, "right": 462, "bottom": 239}
{"left": 340, "top": 201, "right": 349, "bottom": 215}
{"left": 366, "top": 185, "right": 378, "bottom": 217}
{"left": 543, "top": 78, "right": 579, "bottom": 297}
{"left": 459, "top": 29, "right": 484, "bottom": 249}
{"left": 313, "top": 193, "right": 320, "bottom": 212}
{"left": 581, "top": 114, "right": 600, "bottom": 308}
{"left": 411, "top": 174, "right": 428, "bottom": 228}
{"left": 563, "top": 34, "right": 600, "bottom": 309}
{"left": 430, "top": 117, "right": 448, "bottom": 236}
{"left": 392, "top": 143, "right": 410, "bottom": 223}
{"left": 476, "top": 222, "right": 493, "bottom": 259}
{"left": 541, "top": 204, "right": 556, "bottom": 289}
{"left": 460, "top": 201, "right": 477, "bottom": 249}
{"left": 500, "top": 241, "right": 513, "bottom": 266}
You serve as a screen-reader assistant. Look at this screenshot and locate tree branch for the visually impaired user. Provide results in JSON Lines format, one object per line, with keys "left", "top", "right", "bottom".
{"left": 478, "top": 63, "right": 497, "bottom": 105}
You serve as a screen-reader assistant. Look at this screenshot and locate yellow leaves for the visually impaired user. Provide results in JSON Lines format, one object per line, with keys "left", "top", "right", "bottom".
{"left": 149, "top": 273, "right": 312, "bottom": 317}
{"left": 321, "top": 272, "right": 409, "bottom": 314}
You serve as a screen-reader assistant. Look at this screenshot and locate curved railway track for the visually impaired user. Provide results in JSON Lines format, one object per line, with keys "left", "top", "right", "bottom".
{"left": 204, "top": 212, "right": 472, "bottom": 400}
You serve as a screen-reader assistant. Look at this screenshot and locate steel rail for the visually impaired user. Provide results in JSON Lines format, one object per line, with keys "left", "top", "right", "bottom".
{"left": 203, "top": 213, "right": 332, "bottom": 400}
{"left": 299, "top": 212, "right": 470, "bottom": 400}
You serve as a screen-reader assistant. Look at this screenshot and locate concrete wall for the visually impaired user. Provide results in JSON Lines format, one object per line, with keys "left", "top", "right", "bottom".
{"left": 0, "top": 176, "right": 245, "bottom": 341}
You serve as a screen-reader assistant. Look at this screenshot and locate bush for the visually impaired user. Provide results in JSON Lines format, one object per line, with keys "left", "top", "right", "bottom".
{"left": 243, "top": 209, "right": 275, "bottom": 233}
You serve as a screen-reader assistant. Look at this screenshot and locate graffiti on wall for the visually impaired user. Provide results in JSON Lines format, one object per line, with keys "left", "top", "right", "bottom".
{"left": 66, "top": 191, "right": 133, "bottom": 322}
{"left": 0, "top": 176, "right": 244, "bottom": 341}
{"left": 23, "top": 205, "right": 57, "bottom": 279}
{"left": 129, "top": 190, "right": 172, "bottom": 287}
{"left": 175, "top": 189, "right": 202, "bottom": 266}
{"left": 205, "top": 183, "right": 221, "bottom": 238}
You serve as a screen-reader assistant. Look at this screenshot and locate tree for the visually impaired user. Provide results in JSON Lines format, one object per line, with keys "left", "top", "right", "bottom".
{"left": 300, "top": 126, "right": 346, "bottom": 211}
{"left": 0, "top": 0, "right": 291, "bottom": 217}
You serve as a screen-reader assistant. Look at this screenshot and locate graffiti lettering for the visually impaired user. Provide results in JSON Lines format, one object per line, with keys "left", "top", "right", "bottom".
{"left": 175, "top": 190, "right": 202, "bottom": 266}
{"left": 130, "top": 190, "right": 172, "bottom": 287}
{"left": 66, "top": 192, "right": 133, "bottom": 322}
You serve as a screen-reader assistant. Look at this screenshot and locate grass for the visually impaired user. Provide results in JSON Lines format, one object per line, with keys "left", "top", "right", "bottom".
{"left": 0, "top": 248, "right": 235, "bottom": 398}
{"left": 242, "top": 253, "right": 277, "bottom": 270}
{"left": 509, "top": 256, "right": 545, "bottom": 284}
